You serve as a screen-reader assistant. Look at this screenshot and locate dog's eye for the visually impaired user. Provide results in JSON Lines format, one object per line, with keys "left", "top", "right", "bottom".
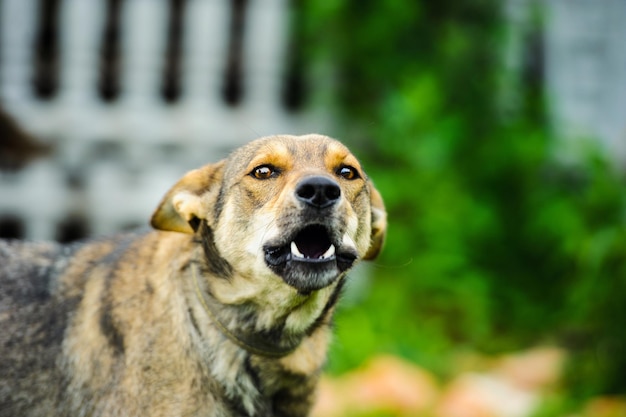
{"left": 337, "top": 166, "right": 360, "bottom": 180}
{"left": 251, "top": 165, "right": 278, "bottom": 180}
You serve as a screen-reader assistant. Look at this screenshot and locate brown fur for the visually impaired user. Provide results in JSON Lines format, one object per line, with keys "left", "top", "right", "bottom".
{"left": 0, "top": 134, "right": 386, "bottom": 417}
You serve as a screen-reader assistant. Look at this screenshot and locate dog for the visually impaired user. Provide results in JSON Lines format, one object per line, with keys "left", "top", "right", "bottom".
{"left": 0, "top": 134, "right": 386, "bottom": 417}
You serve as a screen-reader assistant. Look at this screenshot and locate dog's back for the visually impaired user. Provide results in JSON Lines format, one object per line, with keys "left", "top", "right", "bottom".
{"left": 0, "top": 240, "right": 77, "bottom": 416}
{"left": 0, "top": 232, "right": 240, "bottom": 417}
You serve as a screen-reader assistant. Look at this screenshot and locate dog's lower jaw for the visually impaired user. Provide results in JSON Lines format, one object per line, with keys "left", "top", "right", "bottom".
{"left": 264, "top": 247, "right": 357, "bottom": 294}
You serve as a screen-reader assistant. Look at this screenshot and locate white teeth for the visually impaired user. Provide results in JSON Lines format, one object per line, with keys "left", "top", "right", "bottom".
{"left": 321, "top": 244, "right": 336, "bottom": 259}
{"left": 291, "top": 241, "right": 305, "bottom": 259}
{"left": 290, "top": 242, "right": 336, "bottom": 260}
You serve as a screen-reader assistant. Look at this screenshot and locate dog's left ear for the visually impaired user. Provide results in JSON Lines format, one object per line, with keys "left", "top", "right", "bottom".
{"left": 363, "top": 184, "right": 387, "bottom": 260}
{"left": 151, "top": 161, "right": 225, "bottom": 234}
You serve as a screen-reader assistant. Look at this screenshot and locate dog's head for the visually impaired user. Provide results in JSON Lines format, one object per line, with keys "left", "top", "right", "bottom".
{"left": 151, "top": 134, "right": 386, "bottom": 298}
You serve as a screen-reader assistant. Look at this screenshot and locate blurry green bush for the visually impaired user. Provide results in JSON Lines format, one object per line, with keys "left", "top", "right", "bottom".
{"left": 296, "top": 0, "right": 626, "bottom": 399}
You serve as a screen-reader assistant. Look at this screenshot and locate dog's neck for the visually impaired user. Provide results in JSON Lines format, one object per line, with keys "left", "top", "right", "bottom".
{"left": 191, "top": 263, "right": 301, "bottom": 358}
{"left": 188, "top": 222, "right": 343, "bottom": 359}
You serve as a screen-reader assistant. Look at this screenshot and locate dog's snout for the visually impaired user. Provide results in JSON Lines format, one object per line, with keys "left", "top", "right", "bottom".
{"left": 296, "top": 176, "right": 341, "bottom": 209}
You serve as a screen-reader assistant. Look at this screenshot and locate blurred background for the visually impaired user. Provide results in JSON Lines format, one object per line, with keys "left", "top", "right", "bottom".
{"left": 1, "top": 0, "right": 625, "bottom": 416}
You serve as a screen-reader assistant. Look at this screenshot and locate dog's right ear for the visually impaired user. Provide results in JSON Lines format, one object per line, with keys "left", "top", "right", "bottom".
{"left": 151, "top": 161, "right": 225, "bottom": 234}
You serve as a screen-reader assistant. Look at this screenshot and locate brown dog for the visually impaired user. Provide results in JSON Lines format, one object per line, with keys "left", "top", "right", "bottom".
{"left": 0, "top": 134, "right": 386, "bottom": 417}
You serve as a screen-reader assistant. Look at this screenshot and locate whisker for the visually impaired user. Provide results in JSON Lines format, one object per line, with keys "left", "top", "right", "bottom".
{"left": 369, "top": 258, "right": 414, "bottom": 269}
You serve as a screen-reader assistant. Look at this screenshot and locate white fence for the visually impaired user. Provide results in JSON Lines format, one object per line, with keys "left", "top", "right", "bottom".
{"left": 0, "top": 0, "right": 332, "bottom": 241}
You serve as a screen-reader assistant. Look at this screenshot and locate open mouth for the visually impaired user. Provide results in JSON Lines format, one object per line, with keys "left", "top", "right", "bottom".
{"left": 264, "top": 224, "right": 357, "bottom": 293}
{"left": 290, "top": 225, "right": 336, "bottom": 261}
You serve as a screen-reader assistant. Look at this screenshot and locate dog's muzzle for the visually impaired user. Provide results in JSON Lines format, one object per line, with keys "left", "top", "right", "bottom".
{"left": 264, "top": 224, "right": 357, "bottom": 293}
{"left": 264, "top": 176, "right": 357, "bottom": 293}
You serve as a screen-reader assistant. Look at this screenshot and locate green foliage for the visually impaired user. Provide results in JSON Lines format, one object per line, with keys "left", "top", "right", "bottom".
{"left": 299, "top": 0, "right": 626, "bottom": 397}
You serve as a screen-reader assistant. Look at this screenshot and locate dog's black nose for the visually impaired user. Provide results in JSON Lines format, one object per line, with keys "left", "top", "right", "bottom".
{"left": 296, "top": 176, "right": 341, "bottom": 209}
